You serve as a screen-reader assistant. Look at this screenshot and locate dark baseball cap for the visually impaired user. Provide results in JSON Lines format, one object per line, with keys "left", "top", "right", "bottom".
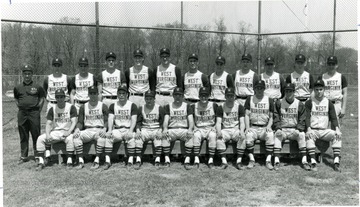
{"left": 188, "top": 53, "right": 198, "bottom": 61}
{"left": 199, "top": 87, "right": 210, "bottom": 95}
{"left": 117, "top": 85, "right": 128, "bottom": 93}
{"left": 22, "top": 65, "right": 33, "bottom": 72}
{"left": 173, "top": 87, "right": 184, "bottom": 95}
{"left": 215, "top": 56, "right": 226, "bottom": 64}
{"left": 284, "top": 83, "right": 295, "bottom": 91}
{"left": 133, "top": 49, "right": 144, "bottom": 57}
{"left": 295, "top": 54, "right": 306, "bottom": 63}
{"left": 242, "top": 54, "right": 252, "bottom": 62}
{"left": 52, "top": 58, "right": 62, "bottom": 66}
{"left": 314, "top": 79, "right": 325, "bottom": 87}
{"left": 327, "top": 56, "right": 338, "bottom": 64}
{"left": 79, "top": 57, "right": 89, "bottom": 66}
{"left": 225, "top": 87, "right": 235, "bottom": 95}
{"left": 254, "top": 80, "right": 266, "bottom": 89}
{"left": 106, "top": 52, "right": 116, "bottom": 60}
{"left": 160, "top": 48, "right": 170, "bottom": 56}
{"left": 55, "top": 89, "right": 65, "bottom": 97}
{"left": 145, "top": 90, "right": 155, "bottom": 98}
{"left": 265, "top": 56, "right": 275, "bottom": 65}
{"left": 88, "top": 86, "right": 98, "bottom": 94}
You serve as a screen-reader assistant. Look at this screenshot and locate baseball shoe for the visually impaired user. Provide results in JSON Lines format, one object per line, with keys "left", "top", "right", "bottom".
{"left": 208, "top": 163, "right": 214, "bottom": 169}
{"left": 91, "top": 162, "right": 100, "bottom": 170}
{"left": 134, "top": 161, "right": 141, "bottom": 170}
{"left": 127, "top": 162, "right": 133, "bottom": 169}
{"left": 36, "top": 163, "right": 45, "bottom": 171}
{"left": 302, "top": 162, "right": 311, "bottom": 171}
{"left": 334, "top": 163, "right": 341, "bottom": 172}
{"left": 76, "top": 163, "right": 84, "bottom": 170}
{"left": 274, "top": 162, "right": 280, "bottom": 171}
{"left": 194, "top": 162, "right": 200, "bottom": 169}
{"left": 103, "top": 162, "right": 111, "bottom": 170}
{"left": 66, "top": 163, "right": 73, "bottom": 169}
{"left": 184, "top": 163, "right": 191, "bottom": 170}
{"left": 236, "top": 162, "right": 246, "bottom": 170}
{"left": 155, "top": 161, "right": 160, "bottom": 168}
{"left": 44, "top": 157, "right": 51, "bottom": 166}
{"left": 266, "top": 161, "right": 274, "bottom": 170}
{"left": 310, "top": 163, "right": 318, "bottom": 172}
{"left": 220, "top": 163, "right": 228, "bottom": 170}
{"left": 247, "top": 160, "right": 255, "bottom": 169}
{"left": 17, "top": 157, "right": 28, "bottom": 165}
{"left": 164, "top": 162, "right": 170, "bottom": 168}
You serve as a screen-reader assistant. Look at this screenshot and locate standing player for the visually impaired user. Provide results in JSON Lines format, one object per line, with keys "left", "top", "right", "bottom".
{"left": 73, "top": 86, "right": 109, "bottom": 169}
{"left": 154, "top": 48, "right": 182, "bottom": 106}
{"left": 209, "top": 56, "right": 234, "bottom": 104}
{"left": 273, "top": 83, "right": 309, "bottom": 171}
{"left": 97, "top": 52, "right": 126, "bottom": 107}
{"left": 162, "top": 87, "right": 195, "bottom": 169}
{"left": 183, "top": 53, "right": 210, "bottom": 104}
{"left": 244, "top": 80, "right": 275, "bottom": 170}
{"left": 319, "top": 56, "right": 348, "bottom": 121}
{"left": 35, "top": 89, "right": 77, "bottom": 170}
{"left": 192, "top": 87, "right": 218, "bottom": 169}
{"left": 233, "top": 54, "right": 259, "bottom": 106}
{"left": 305, "top": 79, "right": 342, "bottom": 172}
{"left": 261, "top": 56, "right": 285, "bottom": 100}
{"left": 105, "top": 85, "right": 138, "bottom": 169}
{"left": 215, "top": 88, "right": 246, "bottom": 169}
{"left": 125, "top": 49, "right": 156, "bottom": 107}
{"left": 14, "top": 65, "right": 45, "bottom": 164}
{"left": 135, "top": 90, "right": 165, "bottom": 169}
{"left": 286, "top": 54, "right": 314, "bottom": 103}
{"left": 43, "top": 58, "right": 72, "bottom": 112}
{"left": 70, "top": 57, "right": 97, "bottom": 112}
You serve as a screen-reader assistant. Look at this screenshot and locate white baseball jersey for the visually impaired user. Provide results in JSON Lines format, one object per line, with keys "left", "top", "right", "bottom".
{"left": 167, "top": 102, "right": 189, "bottom": 128}
{"left": 234, "top": 70, "right": 255, "bottom": 96}
{"left": 111, "top": 100, "right": 137, "bottom": 128}
{"left": 247, "top": 96, "right": 272, "bottom": 126}
{"left": 309, "top": 98, "right": 330, "bottom": 129}
{"left": 184, "top": 71, "right": 203, "bottom": 100}
{"left": 156, "top": 63, "right": 177, "bottom": 93}
{"left": 261, "top": 72, "right": 282, "bottom": 99}
{"left": 322, "top": 72, "right": 343, "bottom": 100}
{"left": 84, "top": 102, "right": 106, "bottom": 128}
{"left": 290, "top": 71, "right": 311, "bottom": 99}
{"left": 141, "top": 104, "right": 161, "bottom": 129}
{"left": 128, "top": 66, "right": 150, "bottom": 94}
{"left": 218, "top": 102, "right": 245, "bottom": 129}
{"left": 278, "top": 98, "right": 300, "bottom": 128}
{"left": 74, "top": 73, "right": 95, "bottom": 101}
{"left": 209, "top": 72, "right": 228, "bottom": 100}
{"left": 46, "top": 74, "right": 69, "bottom": 101}
{"left": 48, "top": 102, "right": 77, "bottom": 131}
{"left": 194, "top": 102, "right": 216, "bottom": 127}
{"left": 101, "top": 69, "right": 122, "bottom": 96}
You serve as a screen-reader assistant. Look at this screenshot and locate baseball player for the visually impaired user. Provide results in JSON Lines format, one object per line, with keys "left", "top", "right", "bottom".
{"left": 305, "top": 79, "right": 342, "bottom": 172}
{"left": 135, "top": 90, "right": 165, "bottom": 169}
{"left": 285, "top": 54, "right": 314, "bottom": 102}
{"left": 215, "top": 88, "right": 246, "bottom": 169}
{"left": 273, "top": 83, "right": 309, "bottom": 171}
{"left": 125, "top": 49, "right": 156, "bottom": 107}
{"left": 192, "top": 87, "right": 218, "bottom": 169}
{"left": 244, "top": 80, "right": 275, "bottom": 170}
{"left": 183, "top": 53, "right": 210, "bottom": 104}
{"left": 105, "top": 85, "right": 138, "bottom": 169}
{"left": 209, "top": 56, "right": 234, "bottom": 104}
{"left": 319, "top": 56, "right": 348, "bottom": 121}
{"left": 97, "top": 52, "right": 126, "bottom": 107}
{"left": 162, "top": 87, "right": 195, "bottom": 169}
{"left": 35, "top": 89, "right": 77, "bottom": 170}
{"left": 233, "top": 54, "right": 260, "bottom": 106}
{"left": 154, "top": 48, "right": 182, "bottom": 106}
{"left": 43, "top": 58, "right": 72, "bottom": 112}
{"left": 73, "top": 86, "right": 109, "bottom": 169}
{"left": 261, "top": 56, "right": 285, "bottom": 100}
{"left": 70, "top": 57, "right": 97, "bottom": 112}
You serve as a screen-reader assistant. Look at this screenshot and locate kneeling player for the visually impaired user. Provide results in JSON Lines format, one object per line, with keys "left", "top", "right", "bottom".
{"left": 162, "top": 87, "right": 194, "bottom": 169}
{"left": 273, "top": 83, "right": 309, "bottom": 171}
{"left": 36, "top": 89, "right": 77, "bottom": 170}
{"left": 215, "top": 88, "right": 246, "bottom": 169}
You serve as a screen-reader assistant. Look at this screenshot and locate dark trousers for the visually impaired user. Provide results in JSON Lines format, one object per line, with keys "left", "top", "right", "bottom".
{"left": 17, "top": 109, "right": 41, "bottom": 158}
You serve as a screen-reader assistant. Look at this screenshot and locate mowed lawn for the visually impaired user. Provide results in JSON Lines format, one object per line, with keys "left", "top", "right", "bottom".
{"left": 2, "top": 88, "right": 359, "bottom": 207}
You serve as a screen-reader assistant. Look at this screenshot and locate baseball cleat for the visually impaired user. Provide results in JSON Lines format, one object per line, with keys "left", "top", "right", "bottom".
{"left": 66, "top": 163, "right": 73, "bottom": 169}
{"left": 184, "top": 163, "right": 191, "bottom": 170}
{"left": 18, "top": 157, "right": 28, "bottom": 165}
{"left": 333, "top": 163, "right": 341, "bottom": 172}
{"left": 266, "top": 161, "right": 274, "bottom": 170}
{"left": 220, "top": 163, "right": 228, "bottom": 170}
{"left": 134, "top": 161, "right": 141, "bottom": 170}
{"left": 155, "top": 162, "right": 160, "bottom": 168}
{"left": 208, "top": 163, "right": 214, "bottom": 169}
{"left": 194, "top": 162, "right": 200, "bottom": 169}
{"left": 274, "top": 162, "right": 280, "bottom": 171}
{"left": 36, "top": 163, "right": 45, "bottom": 171}
{"left": 103, "top": 162, "right": 111, "bottom": 170}
{"left": 44, "top": 157, "right": 51, "bottom": 166}
{"left": 302, "top": 162, "right": 311, "bottom": 171}
{"left": 236, "top": 162, "right": 245, "bottom": 170}
{"left": 127, "top": 162, "right": 133, "bottom": 168}
{"left": 247, "top": 160, "right": 255, "bottom": 169}
{"left": 310, "top": 163, "right": 318, "bottom": 172}
{"left": 164, "top": 162, "right": 170, "bottom": 168}
{"left": 91, "top": 162, "right": 100, "bottom": 170}
{"left": 76, "top": 163, "right": 84, "bottom": 170}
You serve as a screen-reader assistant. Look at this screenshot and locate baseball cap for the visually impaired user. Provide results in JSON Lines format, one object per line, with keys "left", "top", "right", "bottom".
{"left": 52, "top": 58, "right": 62, "bottom": 66}
{"left": 314, "top": 79, "right": 325, "bottom": 87}
{"left": 199, "top": 87, "right": 210, "bottom": 95}
{"left": 242, "top": 54, "right": 252, "bottom": 62}
{"left": 22, "top": 65, "right": 33, "bottom": 72}
{"left": 79, "top": 57, "right": 89, "bottom": 66}
{"left": 55, "top": 89, "right": 65, "bottom": 97}
{"left": 215, "top": 56, "right": 226, "bottom": 64}
{"left": 188, "top": 53, "right": 198, "bottom": 61}
{"left": 145, "top": 90, "right": 155, "bottom": 98}
{"left": 295, "top": 54, "right": 306, "bottom": 63}
{"left": 254, "top": 80, "right": 266, "bottom": 89}
{"left": 133, "top": 49, "right": 144, "bottom": 57}
{"left": 265, "top": 57, "right": 275, "bottom": 65}
{"left": 284, "top": 83, "right": 295, "bottom": 91}
{"left": 117, "top": 84, "right": 128, "bottom": 93}
{"left": 327, "top": 56, "right": 338, "bottom": 64}
{"left": 173, "top": 87, "right": 184, "bottom": 95}
{"left": 106, "top": 52, "right": 116, "bottom": 60}
{"left": 160, "top": 48, "right": 170, "bottom": 56}
{"left": 88, "top": 86, "right": 98, "bottom": 94}
{"left": 225, "top": 87, "right": 235, "bottom": 95}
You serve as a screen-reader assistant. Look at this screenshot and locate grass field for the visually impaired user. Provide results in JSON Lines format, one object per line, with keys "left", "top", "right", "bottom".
{"left": 2, "top": 88, "right": 359, "bottom": 206}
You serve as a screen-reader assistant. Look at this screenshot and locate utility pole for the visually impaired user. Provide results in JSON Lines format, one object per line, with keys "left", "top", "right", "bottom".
{"left": 95, "top": 2, "right": 100, "bottom": 74}
{"left": 257, "top": 0, "right": 262, "bottom": 74}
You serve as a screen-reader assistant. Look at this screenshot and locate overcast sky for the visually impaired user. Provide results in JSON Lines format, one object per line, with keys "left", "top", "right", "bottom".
{"left": 0, "top": 0, "right": 358, "bottom": 49}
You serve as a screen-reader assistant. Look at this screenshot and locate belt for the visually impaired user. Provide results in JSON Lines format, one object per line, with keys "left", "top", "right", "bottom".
{"left": 114, "top": 126, "right": 130, "bottom": 129}
{"left": 103, "top": 96, "right": 117, "bottom": 99}
{"left": 252, "top": 124, "right": 266, "bottom": 127}
{"left": 185, "top": 98, "right": 199, "bottom": 103}
{"left": 75, "top": 100, "right": 88, "bottom": 104}
{"left": 168, "top": 127, "right": 188, "bottom": 129}
{"left": 209, "top": 99, "right": 224, "bottom": 103}
{"left": 156, "top": 91, "right": 171, "bottom": 96}
{"left": 49, "top": 101, "right": 57, "bottom": 104}
{"left": 330, "top": 100, "right": 341, "bottom": 104}
{"left": 85, "top": 126, "right": 104, "bottom": 129}
{"left": 236, "top": 95, "right": 248, "bottom": 100}
{"left": 129, "top": 93, "right": 144, "bottom": 97}
{"left": 296, "top": 97, "right": 309, "bottom": 102}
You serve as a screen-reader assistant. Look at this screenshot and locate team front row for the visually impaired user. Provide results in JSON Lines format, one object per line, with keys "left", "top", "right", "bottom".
{"left": 35, "top": 79, "right": 342, "bottom": 172}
